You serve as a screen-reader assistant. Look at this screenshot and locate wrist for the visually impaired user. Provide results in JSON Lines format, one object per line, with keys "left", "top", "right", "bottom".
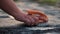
{"left": 13, "top": 11, "right": 26, "bottom": 19}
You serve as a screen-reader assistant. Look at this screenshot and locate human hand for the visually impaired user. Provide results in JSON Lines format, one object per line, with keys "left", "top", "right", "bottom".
{"left": 15, "top": 13, "right": 40, "bottom": 26}
{"left": 15, "top": 9, "right": 48, "bottom": 26}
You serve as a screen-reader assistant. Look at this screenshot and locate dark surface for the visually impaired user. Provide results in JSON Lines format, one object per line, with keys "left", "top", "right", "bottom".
{"left": 0, "top": 23, "right": 60, "bottom": 34}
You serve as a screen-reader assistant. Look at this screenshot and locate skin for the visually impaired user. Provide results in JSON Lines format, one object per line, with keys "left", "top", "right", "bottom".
{"left": 27, "top": 9, "right": 48, "bottom": 22}
{"left": 0, "top": 0, "right": 40, "bottom": 26}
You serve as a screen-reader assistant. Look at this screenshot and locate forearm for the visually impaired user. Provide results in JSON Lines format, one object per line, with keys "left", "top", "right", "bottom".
{"left": 0, "top": 0, "right": 23, "bottom": 18}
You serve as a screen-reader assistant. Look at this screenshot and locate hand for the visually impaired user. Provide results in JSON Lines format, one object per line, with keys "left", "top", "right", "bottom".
{"left": 15, "top": 13, "right": 40, "bottom": 26}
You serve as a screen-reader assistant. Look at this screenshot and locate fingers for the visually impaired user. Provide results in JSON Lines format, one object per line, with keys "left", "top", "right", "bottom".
{"left": 31, "top": 16, "right": 39, "bottom": 25}
{"left": 21, "top": 15, "right": 39, "bottom": 26}
{"left": 27, "top": 16, "right": 35, "bottom": 25}
{"left": 24, "top": 15, "right": 40, "bottom": 26}
{"left": 15, "top": 14, "right": 40, "bottom": 26}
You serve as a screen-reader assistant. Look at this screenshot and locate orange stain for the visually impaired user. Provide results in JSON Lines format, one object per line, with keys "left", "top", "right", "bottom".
{"left": 27, "top": 9, "right": 48, "bottom": 23}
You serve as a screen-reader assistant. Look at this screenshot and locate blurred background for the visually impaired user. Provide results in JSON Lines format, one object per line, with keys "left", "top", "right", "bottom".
{"left": 14, "top": 0, "right": 60, "bottom": 7}
{"left": 0, "top": 0, "right": 60, "bottom": 34}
